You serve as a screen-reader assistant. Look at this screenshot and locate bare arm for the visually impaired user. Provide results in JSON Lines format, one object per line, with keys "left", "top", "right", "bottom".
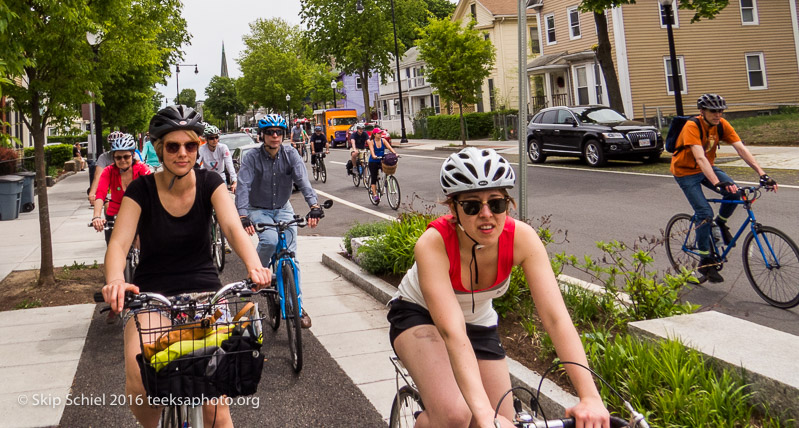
{"left": 730, "top": 141, "right": 766, "bottom": 177}
{"left": 102, "top": 196, "right": 141, "bottom": 313}
{"left": 416, "top": 230, "right": 498, "bottom": 427}
{"left": 688, "top": 145, "right": 733, "bottom": 191}
{"left": 515, "top": 223, "right": 608, "bottom": 425}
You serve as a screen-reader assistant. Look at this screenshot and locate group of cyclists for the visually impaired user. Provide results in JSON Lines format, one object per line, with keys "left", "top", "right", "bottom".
{"left": 91, "top": 91, "right": 778, "bottom": 428}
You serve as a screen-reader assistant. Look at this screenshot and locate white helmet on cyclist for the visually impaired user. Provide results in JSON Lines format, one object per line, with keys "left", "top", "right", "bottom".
{"left": 107, "top": 130, "right": 125, "bottom": 143}
{"left": 110, "top": 134, "right": 137, "bottom": 152}
{"left": 440, "top": 148, "right": 515, "bottom": 197}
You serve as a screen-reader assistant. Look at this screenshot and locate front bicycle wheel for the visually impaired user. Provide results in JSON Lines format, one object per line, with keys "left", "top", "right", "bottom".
{"left": 320, "top": 160, "right": 327, "bottom": 183}
{"left": 742, "top": 226, "right": 799, "bottom": 309}
{"left": 389, "top": 385, "right": 425, "bottom": 428}
{"left": 386, "top": 175, "right": 401, "bottom": 210}
{"left": 313, "top": 162, "right": 319, "bottom": 181}
{"left": 665, "top": 213, "right": 702, "bottom": 273}
{"left": 368, "top": 176, "right": 380, "bottom": 206}
{"left": 302, "top": 145, "right": 308, "bottom": 162}
{"left": 265, "top": 289, "right": 280, "bottom": 331}
{"left": 282, "top": 260, "right": 303, "bottom": 372}
{"left": 362, "top": 165, "right": 370, "bottom": 189}
{"left": 211, "top": 217, "right": 225, "bottom": 272}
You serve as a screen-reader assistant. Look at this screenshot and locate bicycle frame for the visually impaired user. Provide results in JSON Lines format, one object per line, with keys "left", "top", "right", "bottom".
{"left": 269, "top": 226, "right": 302, "bottom": 320}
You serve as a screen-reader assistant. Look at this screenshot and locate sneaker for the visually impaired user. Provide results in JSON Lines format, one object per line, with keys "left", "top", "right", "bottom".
{"left": 698, "top": 257, "right": 724, "bottom": 283}
{"left": 715, "top": 218, "right": 734, "bottom": 246}
{"left": 300, "top": 311, "right": 312, "bottom": 329}
{"left": 372, "top": 195, "right": 380, "bottom": 203}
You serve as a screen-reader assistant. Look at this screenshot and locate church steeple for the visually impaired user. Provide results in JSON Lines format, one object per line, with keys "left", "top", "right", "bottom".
{"left": 220, "top": 42, "right": 229, "bottom": 78}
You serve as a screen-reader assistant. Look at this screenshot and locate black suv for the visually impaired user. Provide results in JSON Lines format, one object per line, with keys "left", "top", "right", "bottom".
{"left": 527, "top": 106, "right": 663, "bottom": 167}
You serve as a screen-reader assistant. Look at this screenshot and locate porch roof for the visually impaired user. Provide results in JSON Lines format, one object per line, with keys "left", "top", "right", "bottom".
{"left": 526, "top": 49, "right": 595, "bottom": 73}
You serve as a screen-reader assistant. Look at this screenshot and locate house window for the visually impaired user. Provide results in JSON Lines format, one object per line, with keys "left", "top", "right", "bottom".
{"left": 476, "top": 84, "right": 484, "bottom": 113}
{"left": 740, "top": 0, "right": 758, "bottom": 25}
{"left": 382, "top": 100, "right": 388, "bottom": 116}
{"left": 545, "top": 14, "right": 556, "bottom": 44}
{"left": 420, "top": 98, "right": 426, "bottom": 110}
{"left": 529, "top": 27, "right": 540, "bottom": 54}
{"left": 356, "top": 77, "right": 362, "bottom": 90}
{"left": 659, "top": 1, "right": 680, "bottom": 28}
{"left": 433, "top": 95, "right": 441, "bottom": 114}
{"left": 575, "top": 66, "right": 589, "bottom": 105}
{"left": 488, "top": 79, "right": 496, "bottom": 111}
{"left": 471, "top": 3, "right": 476, "bottom": 21}
{"left": 568, "top": 7, "right": 581, "bottom": 40}
{"left": 484, "top": 33, "right": 489, "bottom": 41}
{"left": 663, "top": 56, "right": 687, "bottom": 95}
{"left": 745, "top": 53, "right": 767, "bottom": 89}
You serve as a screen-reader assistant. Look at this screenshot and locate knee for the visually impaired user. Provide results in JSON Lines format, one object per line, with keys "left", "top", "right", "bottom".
{"left": 424, "top": 404, "right": 471, "bottom": 428}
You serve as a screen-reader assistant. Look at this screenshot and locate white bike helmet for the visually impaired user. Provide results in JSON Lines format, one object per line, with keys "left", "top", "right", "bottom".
{"left": 107, "top": 130, "right": 125, "bottom": 143}
{"left": 440, "top": 148, "right": 515, "bottom": 196}
{"left": 110, "top": 134, "right": 137, "bottom": 152}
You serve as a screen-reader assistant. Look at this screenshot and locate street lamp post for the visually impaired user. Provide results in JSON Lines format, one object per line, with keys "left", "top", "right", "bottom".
{"left": 225, "top": 111, "right": 229, "bottom": 133}
{"left": 175, "top": 63, "right": 199, "bottom": 106}
{"left": 286, "top": 94, "right": 291, "bottom": 124}
{"left": 357, "top": 0, "right": 408, "bottom": 143}
{"left": 662, "top": 0, "right": 683, "bottom": 116}
{"left": 86, "top": 31, "right": 103, "bottom": 160}
{"left": 330, "top": 80, "right": 337, "bottom": 109}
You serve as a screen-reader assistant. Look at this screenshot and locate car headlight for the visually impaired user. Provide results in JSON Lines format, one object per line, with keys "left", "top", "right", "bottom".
{"left": 602, "top": 132, "right": 625, "bottom": 139}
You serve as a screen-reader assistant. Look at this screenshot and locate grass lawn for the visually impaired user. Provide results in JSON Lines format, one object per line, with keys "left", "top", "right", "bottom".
{"left": 659, "top": 111, "right": 799, "bottom": 146}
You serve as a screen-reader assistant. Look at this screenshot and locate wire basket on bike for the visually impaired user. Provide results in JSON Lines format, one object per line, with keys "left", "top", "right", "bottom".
{"left": 134, "top": 294, "right": 265, "bottom": 400}
{"left": 382, "top": 152, "right": 398, "bottom": 175}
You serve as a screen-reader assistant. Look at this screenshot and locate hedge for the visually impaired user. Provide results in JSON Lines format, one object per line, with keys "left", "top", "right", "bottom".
{"left": 46, "top": 134, "right": 89, "bottom": 145}
{"left": 22, "top": 144, "right": 74, "bottom": 171}
{"left": 427, "top": 112, "right": 495, "bottom": 140}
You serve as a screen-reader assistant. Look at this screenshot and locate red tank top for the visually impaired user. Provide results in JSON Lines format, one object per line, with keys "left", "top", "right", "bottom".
{"left": 427, "top": 215, "right": 515, "bottom": 293}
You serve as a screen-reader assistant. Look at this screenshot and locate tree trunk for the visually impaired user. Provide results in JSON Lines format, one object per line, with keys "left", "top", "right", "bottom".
{"left": 30, "top": 95, "right": 55, "bottom": 288}
{"left": 359, "top": 66, "right": 372, "bottom": 121}
{"left": 458, "top": 101, "right": 466, "bottom": 145}
{"left": 594, "top": 11, "right": 625, "bottom": 114}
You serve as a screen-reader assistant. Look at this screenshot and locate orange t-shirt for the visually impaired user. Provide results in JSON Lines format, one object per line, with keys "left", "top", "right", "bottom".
{"left": 670, "top": 116, "right": 740, "bottom": 177}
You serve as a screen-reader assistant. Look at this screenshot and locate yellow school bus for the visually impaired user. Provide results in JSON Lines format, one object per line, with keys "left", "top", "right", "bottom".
{"left": 312, "top": 108, "right": 358, "bottom": 148}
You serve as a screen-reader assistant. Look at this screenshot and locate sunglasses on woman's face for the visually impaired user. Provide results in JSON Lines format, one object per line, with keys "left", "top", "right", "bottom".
{"left": 456, "top": 197, "right": 509, "bottom": 216}
{"left": 113, "top": 154, "right": 132, "bottom": 161}
{"left": 164, "top": 141, "right": 199, "bottom": 154}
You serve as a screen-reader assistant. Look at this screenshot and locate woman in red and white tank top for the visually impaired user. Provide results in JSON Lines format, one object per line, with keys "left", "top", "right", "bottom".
{"left": 388, "top": 148, "right": 609, "bottom": 428}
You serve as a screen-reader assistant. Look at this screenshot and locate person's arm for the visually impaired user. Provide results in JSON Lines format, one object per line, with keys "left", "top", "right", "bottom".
{"left": 416, "top": 230, "right": 500, "bottom": 428}
{"left": 367, "top": 138, "right": 377, "bottom": 159}
{"left": 212, "top": 183, "right": 270, "bottom": 287}
{"left": 221, "top": 145, "right": 237, "bottom": 189}
{"left": 729, "top": 141, "right": 765, "bottom": 176}
{"left": 515, "top": 223, "right": 609, "bottom": 425}
{"left": 688, "top": 145, "right": 733, "bottom": 192}
{"left": 310, "top": 138, "right": 316, "bottom": 155}
{"left": 88, "top": 165, "right": 104, "bottom": 203}
{"left": 102, "top": 196, "right": 141, "bottom": 313}
{"left": 91, "top": 167, "right": 112, "bottom": 226}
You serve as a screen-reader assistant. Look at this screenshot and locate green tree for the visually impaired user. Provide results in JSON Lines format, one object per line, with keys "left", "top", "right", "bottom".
{"left": 205, "top": 76, "right": 245, "bottom": 132}
{"left": 177, "top": 88, "right": 197, "bottom": 107}
{"left": 580, "top": 0, "right": 729, "bottom": 113}
{"left": 417, "top": 18, "right": 495, "bottom": 145}
{"left": 423, "top": 0, "right": 456, "bottom": 19}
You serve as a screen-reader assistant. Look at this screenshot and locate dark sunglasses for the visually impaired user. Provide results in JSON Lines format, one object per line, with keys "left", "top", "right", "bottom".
{"left": 707, "top": 109, "right": 724, "bottom": 114}
{"left": 456, "top": 197, "right": 509, "bottom": 216}
{"left": 262, "top": 129, "right": 284, "bottom": 137}
{"left": 113, "top": 154, "right": 132, "bottom": 161}
{"left": 206, "top": 135, "right": 219, "bottom": 141}
{"left": 165, "top": 141, "right": 199, "bottom": 154}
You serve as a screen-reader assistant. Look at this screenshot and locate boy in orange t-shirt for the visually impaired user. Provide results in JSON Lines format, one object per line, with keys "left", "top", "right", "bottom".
{"left": 671, "top": 93, "right": 777, "bottom": 283}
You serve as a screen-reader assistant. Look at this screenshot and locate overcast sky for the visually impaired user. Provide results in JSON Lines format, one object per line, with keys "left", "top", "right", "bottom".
{"left": 155, "top": 0, "right": 303, "bottom": 106}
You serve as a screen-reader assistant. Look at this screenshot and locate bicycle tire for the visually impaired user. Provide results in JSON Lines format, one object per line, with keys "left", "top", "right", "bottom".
{"left": 161, "top": 405, "right": 178, "bottom": 428}
{"left": 282, "top": 260, "right": 303, "bottom": 372}
{"left": 161, "top": 405, "right": 202, "bottom": 428}
{"left": 302, "top": 145, "right": 308, "bottom": 163}
{"left": 123, "top": 254, "right": 135, "bottom": 284}
{"left": 313, "top": 163, "right": 319, "bottom": 181}
{"left": 352, "top": 164, "right": 361, "bottom": 187}
{"left": 389, "top": 385, "right": 425, "bottom": 428}
{"left": 265, "top": 288, "right": 280, "bottom": 331}
{"left": 362, "top": 165, "right": 370, "bottom": 189}
{"left": 742, "top": 226, "right": 799, "bottom": 309}
{"left": 386, "top": 175, "right": 400, "bottom": 210}
{"left": 368, "top": 176, "right": 380, "bottom": 206}
{"left": 665, "top": 213, "right": 702, "bottom": 273}
{"left": 320, "top": 160, "right": 327, "bottom": 183}
{"left": 211, "top": 217, "right": 224, "bottom": 272}
{"left": 217, "top": 230, "right": 226, "bottom": 273}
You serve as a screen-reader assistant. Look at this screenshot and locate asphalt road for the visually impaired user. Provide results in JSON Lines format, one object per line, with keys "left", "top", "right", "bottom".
{"left": 302, "top": 146, "right": 799, "bottom": 335}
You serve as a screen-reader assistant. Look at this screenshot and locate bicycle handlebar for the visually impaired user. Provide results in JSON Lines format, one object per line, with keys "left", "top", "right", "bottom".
{"left": 87, "top": 219, "right": 115, "bottom": 230}
{"left": 515, "top": 415, "right": 631, "bottom": 428}
{"left": 253, "top": 200, "right": 333, "bottom": 232}
{"left": 93, "top": 279, "right": 259, "bottom": 312}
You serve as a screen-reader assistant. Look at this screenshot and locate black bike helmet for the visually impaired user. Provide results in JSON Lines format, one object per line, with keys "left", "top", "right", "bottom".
{"left": 148, "top": 105, "right": 204, "bottom": 140}
{"left": 697, "top": 93, "right": 727, "bottom": 110}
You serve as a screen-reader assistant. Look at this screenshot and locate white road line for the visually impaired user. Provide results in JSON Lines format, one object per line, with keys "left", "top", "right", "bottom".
{"left": 315, "top": 189, "right": 397, "bottom": 221}
{"left": 330, "top": 161, "right": 346, "bottom": 165}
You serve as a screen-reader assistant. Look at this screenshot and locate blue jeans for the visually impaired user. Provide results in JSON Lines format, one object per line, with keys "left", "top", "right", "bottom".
{"left": 674, "top": 167, "right": 740, "bottom": 253}
{"left": 248, "top": 201, "right": 298, "bottom": 269}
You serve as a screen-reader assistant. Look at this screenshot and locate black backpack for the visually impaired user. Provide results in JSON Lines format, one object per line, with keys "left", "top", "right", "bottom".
{"left": 664, "top": 116, "right": 724, "bottom": 154}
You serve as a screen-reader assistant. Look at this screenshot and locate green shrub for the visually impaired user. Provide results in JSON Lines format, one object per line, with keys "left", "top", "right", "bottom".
{"left": 427, "top": 112, "right": 494, "bottom": 140}
{"left": 356, "top": 213, "right": 436, "bottom": 275}
{"left": 23, "top": 144, "right": 73, "bottom": 172}
{"left": 343, "top": 221, "right": 392, "bottom": 254}
{"left": 46, "top": 134, "right": 88, "bottom": 145}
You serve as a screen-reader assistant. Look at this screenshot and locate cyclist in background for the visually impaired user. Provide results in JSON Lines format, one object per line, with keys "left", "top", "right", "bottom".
{"left": 388, "top": 148, "right": 609, "bottom": 428}
{"left": 100, "top": 105, "right": 271, "bottom": 428}
{"left": 198, "top": 124, "right": 237, "bottom": 193}
{"left": 236, "top": 114, "right": 323, "bottom": 329}
{"left": 88, "top": 131, "right": 125, "bottom": 204}
{"left": 671, "top": 93, "right": 777, "bottom": 283}
{"left": 309, "top": 125, "right": 329, "bottom": 168}
{"left": 366, "top": 127, "right": 397, "bottom": 203}
{"left": 347, "top": 124, "right": 369, "bottom": 176}
{"left": 91, "top": 134, "right": 151, "bottom": 244}
{"left": 141, "top": 132, "right": 160, "bottom": 172}
{"left": 290, "top": 120, "right": 307, "bottom": 155}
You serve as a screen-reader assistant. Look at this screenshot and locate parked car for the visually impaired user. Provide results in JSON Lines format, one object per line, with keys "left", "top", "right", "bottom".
{"left": 231, "top": 142, "right": 262, "bottom": 173}
{"left": 526, "top": 106, "right": 663, "bottom": 167}
{"left": 219, "top": 133, "right": 257, "bottom": 152}
{"left": 344, "top": 122, "right": 391, "bottom": 146}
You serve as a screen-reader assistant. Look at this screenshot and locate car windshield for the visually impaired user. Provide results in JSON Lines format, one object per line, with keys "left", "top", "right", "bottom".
{"left": 220, "top": 134, "right": 255, "bottom": 150}
{"left": 331, "top": 117, "right": 358, "bottom": 126}
{"left": 573, "top": 107, "right": 627, "bottom": 124}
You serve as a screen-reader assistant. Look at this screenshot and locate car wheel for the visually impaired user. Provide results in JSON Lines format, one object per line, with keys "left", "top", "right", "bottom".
{"left": 527, "top": 139, "right": 546, "bottom": 164}
{"left": 583, "top": 140, "right": 606, "bottom": 167}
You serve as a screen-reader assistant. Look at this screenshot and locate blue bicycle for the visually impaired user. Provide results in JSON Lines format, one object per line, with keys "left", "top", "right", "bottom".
{"left": 254, "top": 200, "right": 333, "bottom": 372}
{"left": 665, "top": 184, "right": 799, "bottom": 308}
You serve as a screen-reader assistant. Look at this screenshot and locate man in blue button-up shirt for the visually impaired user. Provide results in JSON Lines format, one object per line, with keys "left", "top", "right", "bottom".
{"left": 236, "top": 114, "right": 322, "bottom": 328}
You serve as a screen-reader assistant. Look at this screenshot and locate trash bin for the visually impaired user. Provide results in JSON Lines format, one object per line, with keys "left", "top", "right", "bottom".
{"left": 0, "top": 175, "right": 24, "bottom": 221}
{"left": 17, "top": 171, "right": 36, "bottom": 213}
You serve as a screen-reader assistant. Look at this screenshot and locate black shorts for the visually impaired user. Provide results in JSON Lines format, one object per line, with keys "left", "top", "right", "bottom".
{"left": 387, "top": 299, "right": 505, "bottom": 360}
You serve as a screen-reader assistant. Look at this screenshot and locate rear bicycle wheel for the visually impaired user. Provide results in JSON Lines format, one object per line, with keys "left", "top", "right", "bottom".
{"left": 320, "top": 159, "right": 327, "bottom": 183}
{"left": 389, "top": 385, "right": 425, "bottom": 428}
{"left": 282, "top": 260, "right": 303, "bottom": 372}
{"left": 665, "top": 213, "right": 702, "bottom": 273}
{"left": 742, "top": 226, "right": 799, "bottom": 309}
{"left": 352, "top": 163, "right": 361, "bottom": 187}
{"left": 386, "top": 175, "right": 401, "bottom": 210}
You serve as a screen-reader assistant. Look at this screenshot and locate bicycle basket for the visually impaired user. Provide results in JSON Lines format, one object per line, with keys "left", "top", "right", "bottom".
{"left": 135, "top": 297, "right": 265, "bottom": 399}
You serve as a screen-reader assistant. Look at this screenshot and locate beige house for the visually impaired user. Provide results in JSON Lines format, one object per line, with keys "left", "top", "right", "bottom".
{"left": 528, "top": 0, "right": 799, "bottom": 120}
{"left": 450, "top": 0, "right": 542, "bottom": 113}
